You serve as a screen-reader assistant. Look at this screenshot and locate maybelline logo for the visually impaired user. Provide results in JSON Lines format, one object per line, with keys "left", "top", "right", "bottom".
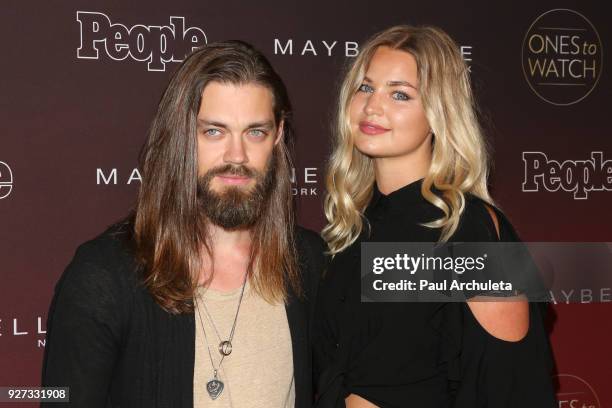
{"left": 0, "top": 316, "right": 46, "bottom": 348}
{"left": 77, "top": 11, "right": 207, "bottom": 71}
{"left": 274, "top": 39, "right": 360, "bottom": 57}
{"left": 549, "top": 287, "right": 612, "bottom": 304}
{"left": 96, "top": 168, "right": 142, "bottom": 185}
{"left": 273, "top": 39, "right": 474, "bottom": 70}
{"left": 96, "top": 167, "right": 320, "bottom": 196}
{"left": 290, "top": 167, "right": 319, "bottom": 196}
{"left": 0, "top": 161, "right": 13, "bottom": 199}
{"left": 522, "top": 151, "right": 611, "bottom": 199}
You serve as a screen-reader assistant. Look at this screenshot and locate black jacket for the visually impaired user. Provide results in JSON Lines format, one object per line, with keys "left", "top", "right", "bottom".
{"left": 42, "top": 223, "right": 325, "bottom": 408}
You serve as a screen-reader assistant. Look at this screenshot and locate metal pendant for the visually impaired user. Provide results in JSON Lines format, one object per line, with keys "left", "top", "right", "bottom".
{"left": 219, "top": 340, "right": 233, "bottom": 356}
{"left": 206, "top": 376, "right": 224, "bottom": 400}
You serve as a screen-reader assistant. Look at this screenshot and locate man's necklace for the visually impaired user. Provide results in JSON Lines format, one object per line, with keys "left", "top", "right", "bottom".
{"left": 194, "top": 273, "right": 248, "bottom": 400}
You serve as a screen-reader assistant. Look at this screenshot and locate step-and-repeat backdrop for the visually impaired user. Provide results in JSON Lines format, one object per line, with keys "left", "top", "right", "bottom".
{"left": 1, "top": 1, "right": 610, "bottom": 406}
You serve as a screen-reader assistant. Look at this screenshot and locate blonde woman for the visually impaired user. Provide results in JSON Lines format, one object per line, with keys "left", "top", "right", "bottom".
{"left": 313, "top": 26, "right": 556, "bottom": 407}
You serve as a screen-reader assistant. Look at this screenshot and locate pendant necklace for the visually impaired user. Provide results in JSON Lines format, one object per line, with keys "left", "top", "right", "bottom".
{"left": 194, "top": 273, "right": 248, "bottom": 400}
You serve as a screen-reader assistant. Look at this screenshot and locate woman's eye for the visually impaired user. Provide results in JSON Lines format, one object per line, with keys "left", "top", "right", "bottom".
{"left": 357, "top": 83, "right": 373, "bottom": 93}
{"left": 392, "top": 91, "right": 410, "bottom": 101}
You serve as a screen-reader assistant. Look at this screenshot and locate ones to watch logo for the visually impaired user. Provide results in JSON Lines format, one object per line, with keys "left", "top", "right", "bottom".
{"left": 77, "top": 11, "right": 207, "bottom": 71}
{"left": 0, "top": 161, "right": 13, "bottom": 199}
{"left": 522, "top": 9, "right": 603, "bottom": 106}
{"left": 555, "top": 373, "right": 600, "bottom": 408}
{"left": 522, "top": 151, "right": 611, "bottom": 199}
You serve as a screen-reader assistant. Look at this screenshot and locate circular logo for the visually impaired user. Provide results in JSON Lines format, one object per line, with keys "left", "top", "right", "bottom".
{"left": 555, "top": 373, "right": 601, "bottom": 408}
{"left": 522, "top": 9, "right": 603, "bottom": 106}
{"left": 0, "top": 161, "right": 13, "bottom": 200}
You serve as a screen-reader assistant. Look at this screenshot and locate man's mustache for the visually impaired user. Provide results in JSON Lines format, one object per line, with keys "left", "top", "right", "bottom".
{"left": 207, "top": 164, "right": 258, "bottom": 178}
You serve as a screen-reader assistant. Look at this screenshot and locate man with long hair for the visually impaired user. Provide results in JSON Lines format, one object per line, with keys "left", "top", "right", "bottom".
{"left": 42, "top": 40, "right": 324, "bottom": 408}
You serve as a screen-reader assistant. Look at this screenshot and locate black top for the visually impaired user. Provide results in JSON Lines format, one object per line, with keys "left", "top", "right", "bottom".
{"left": 313, "top": 178, "right": 557, "bottom": 408}
{"left": 41, "top": 223, "right": 325, "bottom": 408}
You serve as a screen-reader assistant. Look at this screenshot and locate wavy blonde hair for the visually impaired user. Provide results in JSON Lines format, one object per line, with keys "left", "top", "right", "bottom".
{"left": 323, "top": 25, "right": 494, "bottom": 254}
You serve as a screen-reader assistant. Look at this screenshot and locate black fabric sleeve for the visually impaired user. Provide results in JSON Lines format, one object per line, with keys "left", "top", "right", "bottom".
{"left": 454, "top": 301, "right": 557, "bottom": 407}
{"left": 295, "top": 226, "right": 327, "bottom": 312}
{"left": 448, "top": 198, "right": 557, "bottom": 407}
{"left": 295, "top": 226, "right": 327, "bottom": 403}
{"left": 41, "top": 246, "right": 128, "bottom": 408}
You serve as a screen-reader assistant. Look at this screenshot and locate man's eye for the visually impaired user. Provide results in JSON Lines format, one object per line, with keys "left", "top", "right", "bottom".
{"left": 357, "top": 83, "right": 373, "bottom": 93}
{"left": 249, "top": 129, "right": 266, "bottom": 137}
{"left": 204, "top": 129, "right": 221, "bottom": 136}
{"left": 392, "top": 91, "right": 410, "bottom": 101}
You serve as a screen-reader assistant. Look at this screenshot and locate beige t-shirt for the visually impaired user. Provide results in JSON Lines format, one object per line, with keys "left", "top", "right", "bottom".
{"left": 193, "top": 282, "right": 295, "bottom": 408}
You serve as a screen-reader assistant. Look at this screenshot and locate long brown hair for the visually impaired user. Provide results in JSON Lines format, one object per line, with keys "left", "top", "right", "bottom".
{"left": 133, "top": 40, "right": 300, "bottom": 314}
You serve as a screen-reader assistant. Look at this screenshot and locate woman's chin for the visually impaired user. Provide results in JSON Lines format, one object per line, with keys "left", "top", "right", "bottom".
{"left": 354, "top": 144, "right": 396, "bottom": 160}
{"left": 354, "top": 139, "right": 386, "bottom": 157}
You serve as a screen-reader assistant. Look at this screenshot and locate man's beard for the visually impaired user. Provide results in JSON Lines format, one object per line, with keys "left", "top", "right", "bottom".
{"left": 197, "top": 158, "right": 275, "bottom": 230}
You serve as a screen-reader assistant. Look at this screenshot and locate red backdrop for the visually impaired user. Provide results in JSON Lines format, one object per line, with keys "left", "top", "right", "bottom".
{"left": 0, "top": 2, "right": 610, "bottom": 407}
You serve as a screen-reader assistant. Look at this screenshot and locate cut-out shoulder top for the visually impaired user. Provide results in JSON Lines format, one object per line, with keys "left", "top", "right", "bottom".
{"left": 313, "top": 178, "right": 557, "bottom": 408}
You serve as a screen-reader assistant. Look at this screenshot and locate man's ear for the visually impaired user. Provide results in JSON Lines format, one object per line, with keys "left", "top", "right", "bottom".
{"left": 274, "top": 119, "right": 284, "bottom": 146}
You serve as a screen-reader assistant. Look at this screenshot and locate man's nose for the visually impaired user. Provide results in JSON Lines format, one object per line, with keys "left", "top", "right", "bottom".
{"left": 223, "top": 134, "right": 248, "bottom": 164}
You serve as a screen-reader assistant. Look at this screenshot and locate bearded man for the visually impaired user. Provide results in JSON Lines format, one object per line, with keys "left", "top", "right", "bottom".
{"left": 42, "top": 40, "right": 325, "bottom": 408}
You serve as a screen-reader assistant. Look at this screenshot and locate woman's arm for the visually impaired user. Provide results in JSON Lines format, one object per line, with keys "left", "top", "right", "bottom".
{"left": 466, "top": 297, "right": 529, "bottom": 342}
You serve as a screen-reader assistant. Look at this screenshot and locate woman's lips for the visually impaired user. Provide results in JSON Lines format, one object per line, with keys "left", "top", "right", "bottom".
{"left": 358, "top": 121, "right": 390, "bottom": 135}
